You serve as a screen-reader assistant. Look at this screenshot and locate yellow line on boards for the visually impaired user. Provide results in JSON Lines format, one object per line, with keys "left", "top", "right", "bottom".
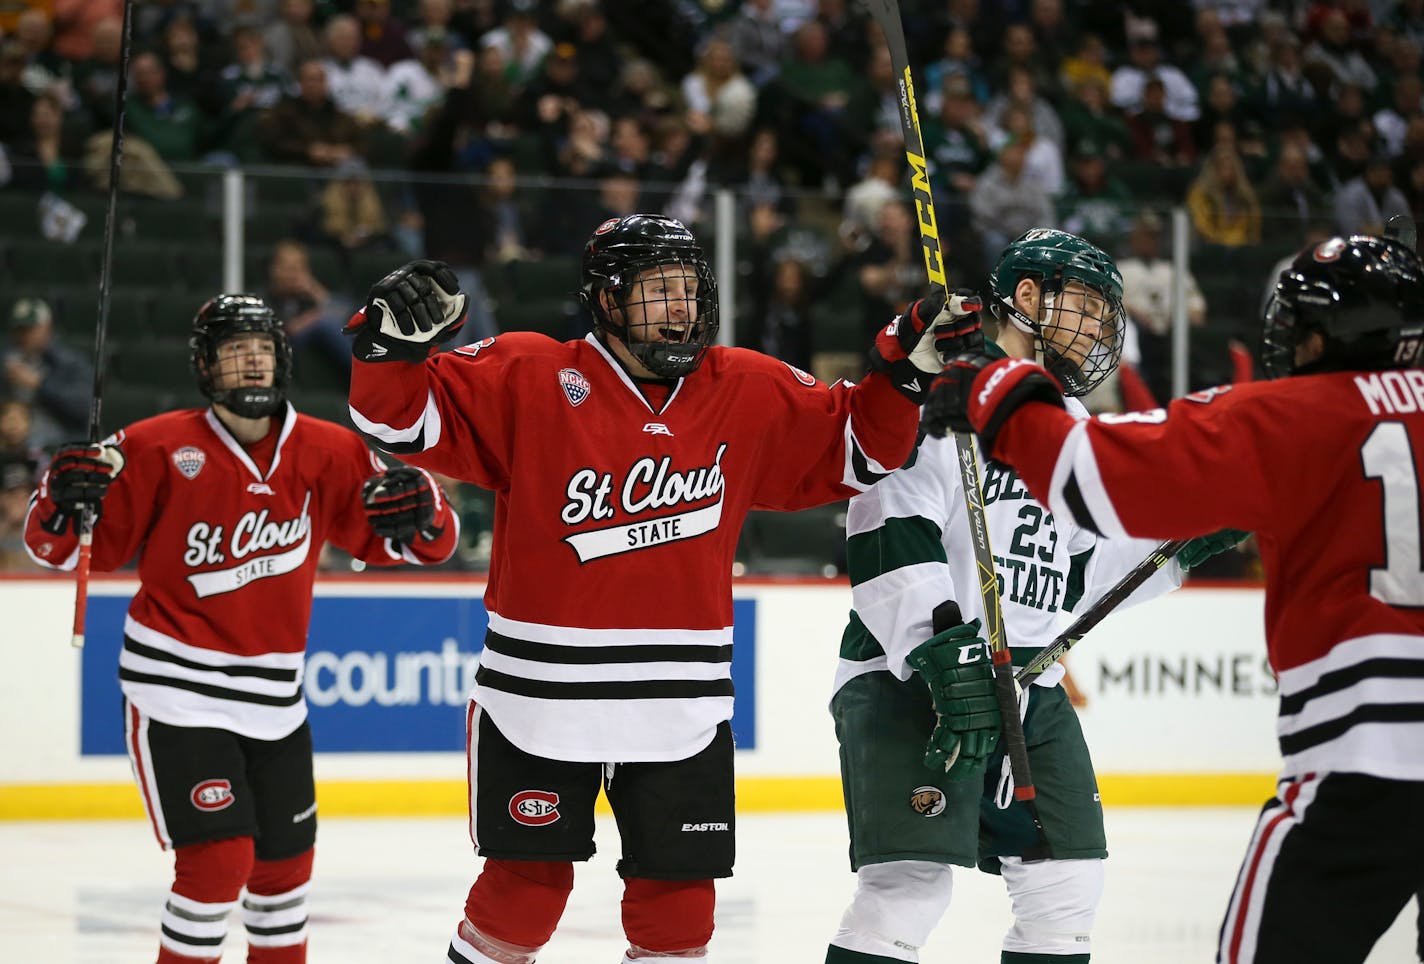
{"left": 0, "top": 774, "right": 1277, "bottom": 821}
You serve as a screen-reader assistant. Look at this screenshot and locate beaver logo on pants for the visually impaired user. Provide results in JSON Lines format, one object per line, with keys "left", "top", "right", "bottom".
{"left": 509, "top": 790, "right": 561, "bottom": 826}
{"left": 910, "top": 786, "right": 946, "bottom": 817}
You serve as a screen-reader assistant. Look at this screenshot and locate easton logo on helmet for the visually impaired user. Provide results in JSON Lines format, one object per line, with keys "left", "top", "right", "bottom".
{"left": 173, "top": 446, "right": 207, "bottom": 480}
{"left": 191, "top": 779, "right": 235, "bottom": 812}
{"left": 509, "top": 790, "right": 561, "bottom": 826}
{"left": 559, "top": 368, "right": 591, "bottom": 406}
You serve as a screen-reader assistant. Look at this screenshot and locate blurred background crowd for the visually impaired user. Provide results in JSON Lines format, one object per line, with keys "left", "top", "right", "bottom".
{"left": 5, "top": 0, "right": 1402, "bottom": 577}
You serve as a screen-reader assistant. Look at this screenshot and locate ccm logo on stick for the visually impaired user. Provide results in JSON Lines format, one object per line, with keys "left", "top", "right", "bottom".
{"left": 509, "top": 790, "right": 561, "bottom": 826}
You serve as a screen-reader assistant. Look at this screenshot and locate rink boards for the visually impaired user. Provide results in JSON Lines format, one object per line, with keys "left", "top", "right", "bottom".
{"left": 0, "top": 576, "right": 1281, "bottom": 818}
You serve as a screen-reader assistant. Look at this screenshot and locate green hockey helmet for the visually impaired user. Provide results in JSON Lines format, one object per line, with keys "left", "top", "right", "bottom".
{"left": 989, "top": 228, "right": 1125, "bottom": 397}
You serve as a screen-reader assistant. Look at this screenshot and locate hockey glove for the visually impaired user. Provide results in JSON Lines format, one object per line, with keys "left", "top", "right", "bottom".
{"left": 362, "top": 465, "right": 445, "bottom": 545}
{"left": 869, "top": 288, "right": 984, "bottom": 405}
{"left": 40, "top": 441, "right": 126, "bottom": 535}
{"left": 1178, "top": 529, "right": 1251, "bottom": 571}
{"left": 347, "top": 259, "right": 468, "bottom": 363}
{"left": 921, "top": 355, "right": 1065, "bottom": 455}
{"left": 905, "top": 615, "right": 1001, "bottom": 779}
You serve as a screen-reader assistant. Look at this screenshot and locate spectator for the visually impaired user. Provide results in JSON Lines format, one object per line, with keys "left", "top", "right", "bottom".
{"left": 12, "top": 9, "right": 66, "bottom": 98}
{"left": 126, "top": 51, "right": 204, "bottom": 163}
{"left": 854, "top": 199, "right": 923, "bottom": 342}
{"left": 158, "top": 14, "right": 205, "bottom": 103}
{"left": 984, "top": 64, "right": 1066, "bottom": 153}
{"left": 1, "top": 298, "right": 91, "bottom": 452}
{"left": 260, "top": 239, "right": 353, "bottom": 380}
{"left": 1252, "top": 37, "right": 1318, "bottom": 130}
{"left": 728, "top": 127, "right": 792, "bottom": 215}
{"left": 1188, "top": 19, "right": 1243, "bottom": 93}
{"left": 1194, "top": 73, "right": 1251, "bottom": 154}
{"left": 323, "top": 14, "right": 389, "bottom": 126}
{"left": 1334, "top": 153, "right": 1412, "bottom": 235}
{"left": 72, "top": 16, "right": 123, "bottom": 128}
{"left": 1303, "top": 8, "right": 1378, "bottom": 94}
{"left": 258, "top": 58, "right": 364, "bottom": 167}
{"left": 681, "top": 37, "right": 756, "bottom": 143}
{"left": 611, "top": 57, "right": 675, "bottom": 126}
{"left": 1056, "top": 146, "right": 1134, "bottom": 251}
{"left": 776, "top": 19, "right": 861, "bottom": 188}
{"left": 557, "top": 0, "right": 620, "bottom": 105}
{"left": 1059, "top": 74, "right": 1132, "bottom": 161}
{"left": 1059, "top": 32, "right": 1112, "bottom": 97}
{"left": 746, "top": 255, "right": 816, "bottom": 371}
{"left": 1110, "top": 19, "right": 1200, "bottom": 122}
{"left": 479, "top": 0, "right": 552, "bottom": 89}
{"left": 515, "top": 40, "right": 582, "bottom": 133}
{"left": 969, "top": 139, "right": 1055, "bottom": 264}
{"left": 921, "top": 73, "right": 992, "bottom": 208}
{"left": 992, "top": 104, "right": 1064, "bottom": 197}
{"left": 1258, "top": 142, "right": 1332, "bottom": 241}
{"left": 923, "top": 26, "right": 990, "bottom": 111}
{"left": 991, "top": 22, "right": 1059, "bottom": 103}
{"left": 1389, "top": 0, "right": 1424, "bottom": 51}
{"left": 382, "top": 25, "right": 452, "bottom": 135}
{"left": 1187, "top": 144, "right": 1262, "bottom": 246}
{"left": 1028, "top": 0, "right": 1077, "bottom": 76}
{"left": 1116, "top": 211, "right": 1207, "bottom": 402}
{"left": 1127, "top": 76, "right": 1198, "bottom": 168}
{"left": 725, "top": 0, "right": 785, "bottom": 87}
{"left": 409, "top": 0, "right": 464, "bottom": 52}
{"left": 264, "top": 0, "right": 322, "bottom": 78}
{"left": 0, "top": 452, "right": 38, "bottom": 571}
{"left": 355, "top": 0, "right": 413, "bottom": 67}
{"left": 51, "top": 0, "right": 122, "bottom": 63}
{"left": 5, "top": 89, "right": 79, "bottom": 195}
{"left": 482, "top": 155, "right": 538, "bottom": 264}
{"left": 212, "top": 25, "right": 293, "bottom": 162}
{"left": 1375, "top": 75, "right": 1424, "bottom": 157}
{"left": 319, "top": 157, "right": 393, "bottom": 255}
{"left": 0, "top": 397, "right": 37, "bottom": 466}
{"left": 842, "top": 152, "right": 900, "bottom": 237}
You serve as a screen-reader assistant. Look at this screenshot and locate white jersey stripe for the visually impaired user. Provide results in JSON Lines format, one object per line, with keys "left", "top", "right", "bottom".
{"left": 467, "top": 700, "right": 481, "bottom": 852}
{"left": 349, "top": 389, "right": 444, "bottom": 449}
{"left": 479, "top": 647, "right": 732, "bottom": 684}
{"left": 125, "top": 701, "right": 171, "bottom": 849}
{"left": 1218, "top": 775, "right": 1321, "bottom": 964}
{"left": 485, "top": 611, "right": 732, "bottom": 647}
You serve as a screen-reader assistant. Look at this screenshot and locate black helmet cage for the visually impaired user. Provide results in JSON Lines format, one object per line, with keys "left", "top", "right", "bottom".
{"left": 1261, "top": 235, "right": 1424, "bottom": 380}
{"left": 579, "top": 217, "right": 720, "bottom": 378}
{"left": 993, "top": 270, "right": 1126, "bottom": 397}
{"left": 190, "top": 294, "right": 292, "bottom": 418}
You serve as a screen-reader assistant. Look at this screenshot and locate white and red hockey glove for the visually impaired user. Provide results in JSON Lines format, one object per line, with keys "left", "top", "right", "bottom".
{"left": 347, "top": 259, "right": 467, "bottom": 363}
{"left": 921, "top": 356, "right": 1065, "bottom": 455}
{"left": 869, "top": 288, "right": 984, "bottom": 404}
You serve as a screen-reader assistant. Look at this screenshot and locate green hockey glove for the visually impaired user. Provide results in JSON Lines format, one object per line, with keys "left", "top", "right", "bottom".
{"left": 1178, "top": 529, "right": 1251, "bottom": 571}
{"left": 904, "top": 617, "right": 1001, "bottom": 779}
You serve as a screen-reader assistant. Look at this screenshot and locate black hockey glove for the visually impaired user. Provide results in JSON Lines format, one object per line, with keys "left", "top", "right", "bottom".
{"left": 347, "top": 260, "right": 468, "bottom": 363}
{"left": 904, "top": 606, "right": 1001, "bottom": 780}
{"left": 1177, "top": 529, "right": 1251, "bottom": 571}
{"left": 362, "top": 466, "right": 445, "bottom": 545}
{"left": 40, "top": 441, "right": 126, "bottom": 535}
{"left": 921, "top": 355, "right": 1065, "bottom": 455}
{"left": 869, "top": 288, "right": 983, "bottom": 405}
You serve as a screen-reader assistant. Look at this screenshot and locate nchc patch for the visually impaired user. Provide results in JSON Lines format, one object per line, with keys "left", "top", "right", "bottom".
{"left": 509, "top": 789, "right": 561, "bottom": 827}
{"left": 172, "top": 446, "right": 207, "bottom": 480}
{"left": 910, "top": 786, "right": 946, "bottom": 817}
{"left": 559, "top": 368, "right": 592, "bottom": 407}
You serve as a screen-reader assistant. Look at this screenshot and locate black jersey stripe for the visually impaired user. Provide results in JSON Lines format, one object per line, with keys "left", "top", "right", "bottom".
{"left": 482, "top": 631, "right": 732, "bottom": 666}
{"left": 244, "top": 921, "right": 307, "bottom": 937}
{"left": 1278, "top": 702, "right": 1424, "bottom": 756}
{"left": 124, "top": 638, "right": 300, "bottom": 681}
{"left": 447, "top": 944, "right": 476, "bottom": 964}
{"left": 1061, "top": 470, "right": 1102, "bottom": 535}
{"left": 119, "top": 669, "right": 303, "bottom": 706}
{"left": 161, "top": 925, "right": 224, "bottom": 947}
{"left": 476, "top": 666, "right": 734, "bottom": 700}
{"left": 1278, "top": 658, "right": 1424, "bottom": 715}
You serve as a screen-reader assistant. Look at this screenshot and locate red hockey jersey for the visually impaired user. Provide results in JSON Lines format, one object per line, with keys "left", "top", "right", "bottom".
{"left": 348, "top": 332, "right": 918, "bottom": 762}
{"left": 23, "top": 404, "right": 458, "bottom": 740}
{"left": 994, "top": 371, "right": 1424, "bottom": 780}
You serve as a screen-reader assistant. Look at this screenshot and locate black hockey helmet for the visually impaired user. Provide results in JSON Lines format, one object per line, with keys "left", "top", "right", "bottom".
{"left": 190, "top": 293, "right": 292, "bottom": 418}
{"left": 578, "top": 214, "right": 719, "bottom": 378}
{"left": 1261, "top": 235, "right": 1424, "bottom": 379}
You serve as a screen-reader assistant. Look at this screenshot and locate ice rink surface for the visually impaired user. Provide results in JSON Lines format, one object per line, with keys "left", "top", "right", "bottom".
{"left": 3, "top": 808, "right": 1417, "bottom": 963}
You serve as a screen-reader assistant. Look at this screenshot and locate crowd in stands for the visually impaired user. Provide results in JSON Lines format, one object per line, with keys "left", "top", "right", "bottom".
{"left": 4, "top": 0, "right": 1407, "bottom": 577}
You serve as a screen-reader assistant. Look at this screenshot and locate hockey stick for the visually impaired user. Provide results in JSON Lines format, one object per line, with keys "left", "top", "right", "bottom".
{"left": 1015, "top": 539, "right": 1187, "bottom": 687}
{"left": 865, "top": 0, "right": 1049, "bottom": 855}
{"left": 71, "top": 0, "right": 135, "bottom": 648}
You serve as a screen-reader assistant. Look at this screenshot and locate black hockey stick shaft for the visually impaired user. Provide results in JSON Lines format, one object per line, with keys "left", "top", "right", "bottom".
{"left": 72, "top": 0, "right": 135, "bottom": 649}
{"left": 1016, "top": 539, "right": 1187, "bottom": 687}
{"left": 866, "top": 0, "right": 1046, "bottom": 849}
